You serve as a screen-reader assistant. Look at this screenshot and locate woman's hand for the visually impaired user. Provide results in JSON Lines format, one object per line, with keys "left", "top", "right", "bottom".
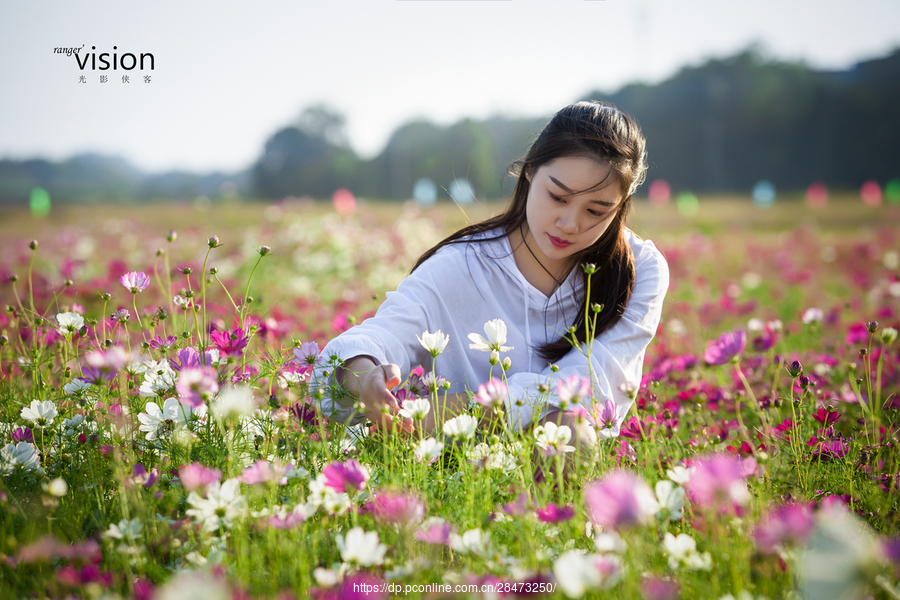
{"left": 337, "top": 357, "right": 413, "bottom": 432}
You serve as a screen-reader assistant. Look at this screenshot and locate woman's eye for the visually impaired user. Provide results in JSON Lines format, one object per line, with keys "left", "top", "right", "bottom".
{"left": 549, "top": 192, "right": 565, "bottom": 204}
{"left": 588, "top": 209, "right": 604, "bottom": 217}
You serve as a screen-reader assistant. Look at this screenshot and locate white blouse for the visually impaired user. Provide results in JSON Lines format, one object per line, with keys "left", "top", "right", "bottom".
{"left": 314, "top": 228, "right": 669, "bottom": 437}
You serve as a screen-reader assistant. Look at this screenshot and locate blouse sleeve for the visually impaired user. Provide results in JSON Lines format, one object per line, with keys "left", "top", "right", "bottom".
{"left": 312, "top": 247, "right": 462, "bottom": 425}
{"left": 503, "top": 239, "right": 669, "bottom": 435}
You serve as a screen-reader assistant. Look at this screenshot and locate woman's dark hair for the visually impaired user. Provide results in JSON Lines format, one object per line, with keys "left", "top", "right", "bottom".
{"left": 412, "top": 100, "right": 648, "bottom": 363}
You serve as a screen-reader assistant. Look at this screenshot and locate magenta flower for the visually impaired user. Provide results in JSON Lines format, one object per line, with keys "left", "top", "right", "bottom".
{"left": 210, "top": 327, "right": 249, "bottom": 358}
{"left": 641, "top": 577, "right": 681, "bottom": 600}
{"left": 703, "top": 330, "right": 746, "bottom": 365}
{"left": 414, "top": 518, "right": 454, "bottom": 545}
{"left": 684, "top": 454, "right": 750, "bottom": 511}
{"left": 584, "top": 470, "right": 659, "bottom": 530}
{"left": 170, "top": 347, "right": 217, "bottom": 371}
{"left": 535, "top": 503, "right": 575, "bottom": 524}
{"left": 148, "top": 335, "right": 178, "bottom": 352}
{"left": 240, "top": 459, "right": 293, "bottom": 486}
{"left": 502, "top": 492, "right": 530, "bottom": 516}
{"left": 119, "top": 271, "right": 150, "bottom": 294}
{"left": 178, "top": 462, "right": 221, "bottom": 493}
{"left": 753, "top": 503, "right": 815, "bottom": 554}
{"left": 474, "top": 378, "right": 507, "bottom": 409}
{"left": 267, "top": 511, "right": 307, "bottom": 530}
{"left": 176, "top": 366, "right": 219, "bottom": 407}
{"left": 131, "top": 464, "right": 159, "bottom": 488}
{"left": 12, "top": 427, "right": 33, "bottom": 444}
{"left": 321, "top": 459, "right": 369, "bottom": 494}
{"left": 813, "top": 408, "right": 840, "bottom": 426}
{"left": 883, "top": 537, "right": 900, "bottom": 578}
{"left": 371, "top": 491, "right": 426, "bottom": 527}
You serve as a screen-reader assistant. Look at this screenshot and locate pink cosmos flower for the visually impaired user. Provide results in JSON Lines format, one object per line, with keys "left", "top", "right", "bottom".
{"left": 584, "top": 470, "right": 659, "bottom": 530}
{"left": 753, "top": 503, "right": 815, "bottom": 554}
{"left": 170, "top": 347, "right": 218, "bottom": 371}
{"left": 813, "top": 408, "right": 840, "bottom": 426}
{"left": 595, "top": 398, "right": 618, "bottom": 430}
{"left": 684, "top": 454, "right": 750, "bottom": 511}
{"left": 241, "top": 459, "right": 293, "bottom": 486}
{"left": 371, "top": 491, "right": 426, "bottom": 527}
{"left": 557, "top": 374, "right": 591, "bottom": 406}
{"left": 293, "top": 341, "right": 322, "bottom": 367}
{"left": 883, "top": 537, "right": 900, "bottom": 578}
{"left": 210, "top": 327, "right": 249, "bottom": 358}
{"left": 502, "top": 492, "right": 530, "bottom": 516}
{"left": 148, "top": 335, "right": 178, "bottom": 352}
{"left": 56, "top": 564, "right": 113, "bottom": 588}
{"left": 267, "top": 511, "right": 307, "bottom": 530}
{"left": 176, "top": 366, "right": 219, "bottom": 407}
{"left": 178, "top": 462, "right": 221, "bottom": 493}
{"left": 119, "top": 271, "right": 150, "bottom": 294}
{"left": 535, "top": 503, "right": 575, "bottom": 523}
{"left": 703, "top": 330, "right": 746, "bottom": 365}
{"left": 414, "top": 518, "right": 454, "bottom": 545}
{"left": 12, "top": 427, "right": 33, "bottom": 444}
{"left": 321, "top": 459, "right": 369, "bottom": 494}
{"left": 474, "top": 378, "right": 507, "bottom": 409}
{"left": 641, "top": 577, "right": 681, "bottom": 600}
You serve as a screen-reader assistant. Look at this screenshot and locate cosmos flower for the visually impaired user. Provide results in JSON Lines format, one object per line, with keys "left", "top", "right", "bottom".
{"left": 414, "top": 437, "right": 444, "bottom": 463}
{"left": 178, "top": 462, "right": 221, "bottom": 493}
{"left": 584, "top": 471, "right": 659, "bottom": 530}
{"left": 336, "top": 527, "right": 387, "bottom": 567}
{"left": 442, "top": 414, "right": 478, "bottom": 440}
{"left": 474, "top": 378, "right": 507, "bottom": 409}
{"left": 684, "top": 454, "right": 750, "bottom": 512}
{"left": 534, "top": 421, "right": 576, "bottom": 456}
{"left": 321, "top": 459, "right": 370, "bottom": 494}
{"left": 119, "top": 271, "right": 150, "bottom": 294}
{"left": 468, "top": 319, "right": 514, "bottom": 353}
{"left": 20, "top": 400, "right": 58, "bottom": 429}
{"left": 703, "top": 331, "right": 746, "bottom": 365}
{"left": 56, "top": 312, "right": 84, "bottom": 337}
{"left": 557, "top": 374, "right": 591, "bottom": 407}
{"left": 417, "top": 330, "right": 450, "bottom": 358}
{"left": 398, "top": 397, "right": 431, "bottom": 421}
{"left": 370, "top": 490, "right": 426, "bottom": 527}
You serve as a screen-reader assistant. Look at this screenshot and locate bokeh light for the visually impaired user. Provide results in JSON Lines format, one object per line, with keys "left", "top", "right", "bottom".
{"left": 332, "top": 188, "right": 356, "bottom": 216}
{"left": 805, "top": 182, "right": 828, "bottom": 208}
{"left": 885, "top": 179, "right": 900, "bottom": 204}
{"left": 29, "top": 187, "right": 51, "bottom": 218}
{"left": 752, "top": 180, "right": 776, "bottom": 208}
{"left": 648, "top": 179, "right": 670, "bottom": 206}
{"left": 860, "top": 180, "right": 882, "bottom": 206}
{"left": 675, "top": 192, "right": 699, "bottom": 216}
{"left": 412, "top": 178, "right": 437, "bottom": 207}
{"left": 449, "top": 178, "right": 475, "bottom": 205}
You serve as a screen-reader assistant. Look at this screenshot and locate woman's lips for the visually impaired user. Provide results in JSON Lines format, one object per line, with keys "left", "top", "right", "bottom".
{"left": 548, "top": 234, "right": 572, "bottom": 249}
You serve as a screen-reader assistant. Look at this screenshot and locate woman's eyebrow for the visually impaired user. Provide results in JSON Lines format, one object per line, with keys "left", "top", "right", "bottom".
{"left": 548, "top": 176, "right": 616, "bottom": 207}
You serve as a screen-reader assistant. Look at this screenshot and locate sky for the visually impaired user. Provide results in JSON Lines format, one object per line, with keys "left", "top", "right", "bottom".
{"left": 1, "top": 0, "right": 899, "bottom": 173}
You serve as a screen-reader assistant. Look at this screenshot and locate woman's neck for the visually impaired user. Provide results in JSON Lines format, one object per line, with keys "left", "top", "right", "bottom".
{"left": 508, "top": 225, "right": 573, "bottom": 297}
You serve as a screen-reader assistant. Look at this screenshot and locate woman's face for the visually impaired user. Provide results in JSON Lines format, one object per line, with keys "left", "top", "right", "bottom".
{"left": 524, "top": 156, "right": 623, "bottom": 267}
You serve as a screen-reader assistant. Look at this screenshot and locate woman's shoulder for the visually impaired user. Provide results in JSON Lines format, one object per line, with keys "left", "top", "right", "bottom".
{"left": 624, "top": 229, "right": 669, "bottom": 291}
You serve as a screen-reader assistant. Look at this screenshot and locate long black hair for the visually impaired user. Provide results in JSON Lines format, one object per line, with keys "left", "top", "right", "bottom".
{"left": 411, "top": 101, "right": 648, "bottom": 363}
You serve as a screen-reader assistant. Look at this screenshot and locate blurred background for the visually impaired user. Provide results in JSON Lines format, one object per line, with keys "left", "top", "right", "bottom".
{"left": 0, "top": 0, "right": 898, "bottom": 210}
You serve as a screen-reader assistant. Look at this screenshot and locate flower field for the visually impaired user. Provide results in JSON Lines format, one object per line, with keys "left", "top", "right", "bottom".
{"left": 0, "top": 196, "right": 899, "bottom": 600}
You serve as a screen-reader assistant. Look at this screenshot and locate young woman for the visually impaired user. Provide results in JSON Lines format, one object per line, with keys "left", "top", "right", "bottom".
{"left": 314, "top": 101, "right": 668, "bottom": 447}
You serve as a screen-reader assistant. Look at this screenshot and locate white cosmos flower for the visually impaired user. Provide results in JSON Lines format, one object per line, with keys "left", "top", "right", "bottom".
{"left": 553, "top": 550, "right": 622, "bottom": 598}
{"left": 212, "top": 385, "right": 255, "bottom": 421}
{"left": 417, "top": 330, "right": 450, "bottom": 357}
{"left": 663, "top": 532, "right": 712, "bottom": 571}
{"left": 137, "top": 360, "right": 178, "bottom": 397}
{"left": 802, "top": 307, "right": 824, "bottom": 324}
{"left": 449, "top": 528, "right": 491, "bottom": 555}
{"left": 1, "top": 441, "right": 41, "bottom": 474}
{"left": 63, "top": 379, "right": 92, "bottom": 394}
{"left": 655, "top": 480, "right": 685, "bottom": 521}
{"left": 104, "top": 517, "right": 143, "bottom": 541}
{"left": 186, "top": 478, "right": 245, "bottom": 532}
{"left": 137, "top": 397, "right": 198, "bottom": 441}
{"left": 337, "top": 527, "right": 387, "bottom": 567}
{"left": 666, "top": 465, "right": 694, "bottom": 484}
{"left": 442, "top": 414, "right": 478, "bottom": 440}
{"left": 398, "top": 398, "right": 431, "bottom": 420}
{"left": 414, "top": 437, "right": 444, "bottom": 463}
{"left": 56, "top": 312, "right": 84, "bottom": 337}
{"left": 533, "top": 421, "right": 576, "bottom": 455}
{"left": 20, "top": 399, "right": 58, "bottom": 428}
{"left": 468, "top": 319, "right": 514, "bottom": 353}
{"left": 593, "top": 531, "right": 627, "bottom": 554}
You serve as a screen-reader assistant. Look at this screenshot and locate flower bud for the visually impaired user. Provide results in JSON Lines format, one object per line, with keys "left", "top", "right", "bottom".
{"left": 156, "top": 248, "right": 164, "bottom": 257}
{"left": 489, "top": 351, "right": 500, "bottom": 366}
{"left": 866, "top": 321, "right": 878, "bottom": 333}
{"left": 245, "top": 296, "right": 254, "bottom": 304}
{"left": 798, "top": 375, "right": 810, "bottom": 390}
{"left": 156, "top": 307, "right": 169, "bottom": 320}
{"left": 167, "top": 230, "right": 177, "bottom": 242}
{"left": 259, "top": 246, "right": 271, "bottom": 256}
{"left": 882, "top": 327, "right": 898, "bottom": 344}
{"left": 0, "top": 335, "right": 7, "bottom": 346}
{"left": 208, "top": 235, "right": 220, "bottom": 248}
{"left": 65, "top": 279, "right": 73, "bottom": 287}
{"left": 787, "top": 360, "right": 803, "bottom": 377}
{"left": 8, "top": 274, "right": 17, "bottom": 283}
{"left": 29, "top": 240, "right": 38, "bottom": 250}
{"left": 181, "top": 331, "right": 191, "bottom": 339}
{"left": 209, "top": 267, "right": 218, "bottom": 275}
{"left": 182, "top": 267, "right": 192, "bottom": 275}
{"left": 581, "top": 263, "right": 597, "bottom": 274}
{"left": 98, "top": 291, "right": 112, "bottom": 301}
{"left": 858, "top": 348, "right": 867, "bottom": 356}
{"left": 549, "top": 364, "right": 559, "bottom": 373}
{"left": 502, "top": 357, "right": 512, "bottom": 371}
{"left": 592, "top": 303, "right": 604, "bottom": 313}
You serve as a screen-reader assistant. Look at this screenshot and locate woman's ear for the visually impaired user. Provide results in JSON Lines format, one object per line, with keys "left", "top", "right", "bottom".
{"left": 524, "top": 168, "right": 533, "bottom": 183}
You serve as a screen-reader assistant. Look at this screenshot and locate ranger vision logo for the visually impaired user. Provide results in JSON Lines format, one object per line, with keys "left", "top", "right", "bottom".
{"left": 54, "top": 45, "right": 156, "bottom": 83}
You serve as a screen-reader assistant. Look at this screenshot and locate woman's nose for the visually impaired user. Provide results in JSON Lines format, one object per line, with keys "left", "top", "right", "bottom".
{"left": 557, "top": 210, "right": 579, "bottom": 233}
